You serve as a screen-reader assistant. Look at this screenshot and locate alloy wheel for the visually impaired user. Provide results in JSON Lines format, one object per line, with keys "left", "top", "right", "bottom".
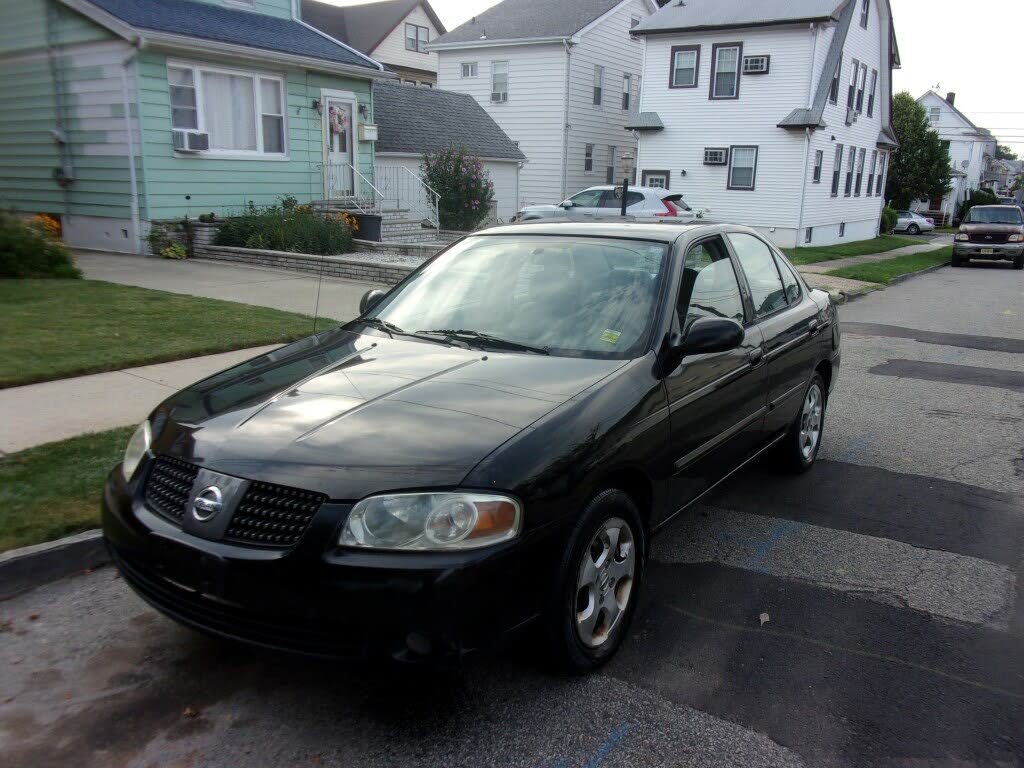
{"left": 574, "top": 517, "right": 636, "bottom": 648}
{"left": 799, "top": 383, "right": 823, "bottom": 460}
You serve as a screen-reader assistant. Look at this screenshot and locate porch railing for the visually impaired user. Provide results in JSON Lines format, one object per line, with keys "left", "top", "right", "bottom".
{"left": 374, "top": 164, "right": 441, "bottom": 234}
{"left": 320, "top": 160, "right": 384, "bottom": 214}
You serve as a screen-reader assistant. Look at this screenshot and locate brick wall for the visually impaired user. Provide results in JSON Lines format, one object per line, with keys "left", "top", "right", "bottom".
{"left": 196, "top": 245, "right": 415, "bottom": 285}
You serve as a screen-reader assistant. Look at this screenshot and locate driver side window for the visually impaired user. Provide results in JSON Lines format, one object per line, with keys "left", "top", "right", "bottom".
{"left": 568, "top": 189, "right": 604, "bottom": 207}
{"left": 677, "top": 238, "right": 745, "bottom": 333}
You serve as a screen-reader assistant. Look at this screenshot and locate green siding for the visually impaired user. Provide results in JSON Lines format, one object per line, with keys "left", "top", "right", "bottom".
{"left": 193, "top": 0, "right": 294, "bottom": 20}
{"left": 138, "top": 50, "right": 375, "bottom": 220}
{"left": 0, "top": 0, "right": 109, "bottom": 55}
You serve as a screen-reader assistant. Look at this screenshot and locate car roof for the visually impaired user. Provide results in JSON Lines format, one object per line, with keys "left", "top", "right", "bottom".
{"left": 971, "top": 205, "right": 1019, "bottom": 209}
{"left": 470, "top": 220, "right": 731, "bottom": 244}
{"left": 579, "top": 185, "right": 673, "bottom": 195}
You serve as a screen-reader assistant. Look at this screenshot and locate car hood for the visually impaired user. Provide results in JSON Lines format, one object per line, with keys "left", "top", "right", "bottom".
{"left": 155, "top": 328, "right": 624, "bottom": 499}
{"left": 960, "top": 223, "right": 1023, "bottom": 234}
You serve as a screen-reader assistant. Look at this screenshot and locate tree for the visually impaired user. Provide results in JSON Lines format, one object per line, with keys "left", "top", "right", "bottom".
{"left": 885, "top": 92, "right": 952, "bottom": 209}
{"left": 996, "top": 144, "right": 1019, "bottom": 161}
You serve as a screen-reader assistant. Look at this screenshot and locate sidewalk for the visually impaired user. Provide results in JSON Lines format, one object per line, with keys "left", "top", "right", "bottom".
{"left": 0, "top": 344, "right": 279, "bottom": 454}
{"left": 798, "top": 236, "right": 951, "bottom": 273}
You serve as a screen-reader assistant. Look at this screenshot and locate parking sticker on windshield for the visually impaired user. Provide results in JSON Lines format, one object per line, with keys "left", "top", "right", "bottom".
{"left": 600, "top": 329, "right": 622, "bottom": 344}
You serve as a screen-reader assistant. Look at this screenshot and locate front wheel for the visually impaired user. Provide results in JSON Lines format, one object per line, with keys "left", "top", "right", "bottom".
{"left": 778, "top": 373, "right": 826, "bottom": 473}
{"left": 952, "top": 254, "right": 964, "bottom": 267}
{"left": 545, "top": 490, "right": 644, "bottom": 674}
{"left": 1014, "top": 253, "right": 1023, "bottom": 270}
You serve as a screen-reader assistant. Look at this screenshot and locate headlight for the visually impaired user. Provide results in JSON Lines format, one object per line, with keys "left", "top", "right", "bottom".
{"left": 121, "top": 420, "right": 151, "bottom": 481}
{"left": 340, "top": 492, "right": 521, "bottom": 551}
{"left": 1009, "top": 234, "right": 1023, "bottom": 242}
{"left": 955, "top": 233, "right": 969, "bottom": 241}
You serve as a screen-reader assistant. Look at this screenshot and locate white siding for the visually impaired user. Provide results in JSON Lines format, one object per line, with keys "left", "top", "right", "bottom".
{"left": 375, "top": 153, "right": 520, "bottom": 222}
{"left": 564, "top": 0, "right": 650, "bottom": 196}
{"left": 371, "top": 5, "right": 441, "bottom": 82}
{"left": 438, "top": 43, "right": 567, "bottom": 207}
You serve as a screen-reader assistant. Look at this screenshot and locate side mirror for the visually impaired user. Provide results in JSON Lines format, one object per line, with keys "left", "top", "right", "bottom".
{"left": 658, "top": 318, "right": 744, "bottom": 376}
{"left": 359, "top": 288, "right": 387, "bottom": 315}
{"left": 559, "top": 200, "right": 574, "bottom": 209}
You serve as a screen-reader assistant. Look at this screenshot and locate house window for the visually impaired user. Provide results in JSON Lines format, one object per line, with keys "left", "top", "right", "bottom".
{"left": 868, "top": 69, "right": 876, "bottom": 118}
{"left": 856, "top": 63, "right": 867, "bottom": 112}
{"left": 860, "top": 0, "right": 870, "bottom": 28}
{"left": 461, "top": 62, "right": 478, "bottom": 78}
{"left": 642, "top": 170, "right": 669, "bottom": 189}
{"left": 727, "top": 146, "right": 757, "bottom": 189}
{"left": 491, "top": 61, "right": 508, "bottom": 103}
{"left": 584, "top": 144, "right": 594, "bottom": 173}
{"left": 742, "top": 55, "right": 770, "bottom": 75}
{"left": 839, "top": 222, "right": 846, "bottom": 237}
{"left": 670, "top": 45, "right": 700, "bottom": 88}
{"left": 168, "top": 63, "right": 286, "bottom": 156}
{"left": 845, "top": 147, "right": 855, "bottom": 196}
{"left": 855, "top": 148, "right": 866, "bottom": 195}
{"left": 805, "top": 227, "right": 813, "bottom": 244}
{"left": 703, "top": 147, "right": 727, "bottom": 165}
{"left": 866, "top": 150, "right": 878, "bottom": 195}
{"left": 928, "top": 106, "right": 940, "bottom": 124}
{"left": 401, "top": 79, "right": 416, "bottom": 86}
{"left": 405, "top": 23, "right": 429, "bottom": 52}
{"left": 710, "top": 43, "right": 741, "bottom": 99}
{"left": 593, "top": 65, "right": 603, "bottom": 106}
{"left": 847, "top": 59, "right": 859, "bottom": 109}
{"left": 876, "top": 152, "right": 887, "bottom": 196}
{"left": 831, "top": 144, "right": 843, "bottom": 196}
{"left": 622, "top": 73, "right": 632, "bottom": 110}
{"left": 606, "top": 146, "right": 616, "bottom": 184}
{"left": 828, "top": 58, "right": 841, "bottom": 104}
{"left": 813, "top": 149, "right": 823, "bottom": 183}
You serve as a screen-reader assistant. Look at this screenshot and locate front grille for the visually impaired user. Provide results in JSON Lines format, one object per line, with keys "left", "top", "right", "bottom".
{"left": 224, "top": 481, "right": 326, "bottom": 548}
{"left": 142, "top": 457, "right": 325, "bottom": 549}
{"left": 969, "top": 233, "right": 1009, "bottom": 244}
{"left": 145, "top": 455, "right": 199, "bottom": 523}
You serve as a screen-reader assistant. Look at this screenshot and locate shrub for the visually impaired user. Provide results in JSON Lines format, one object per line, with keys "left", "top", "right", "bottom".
{"left": 161, "top": 243, "right": 188, "bottom": 260}
{"left": 214, "top": 203, "right": 354, "bottom": 255}
{"left": 0, "top": 211, "right": 81, "bottom": 279}
{"left": 421, "top": 145, "right": 495, "bottom": 231}
{"left": 879, "top": 207, "right": 898, "bottom": 234}
{"left": 958, "top": 188, "right": 999, "bottom": 221}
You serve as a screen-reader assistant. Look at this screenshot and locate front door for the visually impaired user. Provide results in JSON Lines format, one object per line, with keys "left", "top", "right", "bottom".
{"left": 323, "top": 95, "right": 355, "bottom": 198}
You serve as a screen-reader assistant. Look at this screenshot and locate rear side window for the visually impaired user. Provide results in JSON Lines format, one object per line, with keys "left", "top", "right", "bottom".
{"left": 677, "top": 238, "right": 745, "bottom": 332}
{"left": 728, "top": 232, "right": 787, "bottom": 318}
{"left": 774, "top": 253, "right": 801, "bottom": 305}
{"left": 600, "top": 191, "right": 644, "bottom": 208}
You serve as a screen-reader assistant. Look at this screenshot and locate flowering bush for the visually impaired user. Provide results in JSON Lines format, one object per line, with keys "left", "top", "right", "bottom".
{"left": 0, "top": 211, "right": 81, "bottom": 278}
{"left": 31, "top": 213, "right": 61, "bottom": 239}
{"left": 161, "top": 243, "right": 188, "bottom": 260}
{"left": 421, "top": 146, "right": 495, "bottom": 231}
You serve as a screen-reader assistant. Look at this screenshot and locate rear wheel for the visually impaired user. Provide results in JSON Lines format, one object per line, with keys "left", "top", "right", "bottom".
{"left": 907, "top": 223, "right": 920, "bottom": 235}
{"left": 546, "top": 490, "right": 644, "bottom": 674}
{"left": 777, "top": 373, "right": 826, "bottom": 474}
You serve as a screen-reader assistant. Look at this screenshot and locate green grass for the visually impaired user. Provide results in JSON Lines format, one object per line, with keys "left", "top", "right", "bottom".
{"left": 0, "top": 426, "right": 132, "bottom": 552}
{"left": 823, "top": 247, "right": 952, "bottom": 284}
{"left": 0, "top": 280, "right": 335, "bottom": 388}
{"left": 783, "top": 235, "right": 919, "bottom": 265}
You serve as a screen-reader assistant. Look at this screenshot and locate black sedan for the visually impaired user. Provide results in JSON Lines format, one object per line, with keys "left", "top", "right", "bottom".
{"left": 102, "top": 222, "right": 840, "bottom": 673}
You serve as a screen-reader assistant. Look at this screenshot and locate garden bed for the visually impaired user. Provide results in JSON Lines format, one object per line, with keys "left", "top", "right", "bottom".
{"left": 196, "top": 245, "right": 425, "bottom": 284}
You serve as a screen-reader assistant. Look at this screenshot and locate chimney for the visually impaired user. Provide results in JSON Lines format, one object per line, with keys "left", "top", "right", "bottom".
{"left": 946, "top": 92, "right": 956, "bottom": 106}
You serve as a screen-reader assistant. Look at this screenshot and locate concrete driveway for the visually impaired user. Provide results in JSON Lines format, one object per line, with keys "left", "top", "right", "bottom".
{"left": 76, "top": 251, "right": 384, "bottom": 321}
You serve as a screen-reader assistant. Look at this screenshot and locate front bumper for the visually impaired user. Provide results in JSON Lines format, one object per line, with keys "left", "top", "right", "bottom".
{"left": 953, "top": 242, "right": 1023, "bottom": 259}
{"left": 102, "top": 467, "right": 554, "bottom": 662}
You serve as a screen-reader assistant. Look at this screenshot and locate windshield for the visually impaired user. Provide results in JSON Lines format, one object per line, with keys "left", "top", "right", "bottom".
{"left": 360, "top": 235, "right": 669, "bottom": 359}
{"left": 964, "top": 207, "right": 1023, "bottom": 225}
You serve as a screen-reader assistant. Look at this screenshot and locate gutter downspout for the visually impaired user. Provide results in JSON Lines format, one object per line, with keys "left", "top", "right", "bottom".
{"left": 794, "top": 22, "right": 819, "bottom": 245}
{"left": 560, "top": 38, "right": 572, "bottom": 200}
{"left": 121, "top": 41, "right": 143, "bottom": 254}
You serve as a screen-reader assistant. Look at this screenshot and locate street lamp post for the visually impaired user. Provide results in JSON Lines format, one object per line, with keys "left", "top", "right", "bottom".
{"left": 620, "top": 151, "right": 635, "bottom": 217}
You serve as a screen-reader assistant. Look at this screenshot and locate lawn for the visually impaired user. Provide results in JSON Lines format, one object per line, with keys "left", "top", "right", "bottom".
{"left": 0, "top": 280, "right": 335, "bottom": 388}
{"left": 0, "top": 426, "right": 131, "bottom": 552}
{"left": 783, "top": 235, "right": 919, "bottom": 265}
{"left": 823, "top": 247, "right": 952, "bottom": 284}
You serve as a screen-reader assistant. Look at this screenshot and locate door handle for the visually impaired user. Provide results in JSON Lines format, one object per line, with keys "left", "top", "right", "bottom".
{"left": 808, "top": 319, "right": 820, "bottom": 336}
{"left": 748, "top": 347, "right": 764, "bottom": 366}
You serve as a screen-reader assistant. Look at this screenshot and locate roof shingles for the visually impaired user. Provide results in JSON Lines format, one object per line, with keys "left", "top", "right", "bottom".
{"left": 431, "top": 0, "right": 622, "bottom": 45}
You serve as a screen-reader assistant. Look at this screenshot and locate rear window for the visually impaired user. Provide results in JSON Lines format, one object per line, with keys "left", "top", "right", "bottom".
{"left": 964, "top": 207, "right": 1023, "bottom": 225}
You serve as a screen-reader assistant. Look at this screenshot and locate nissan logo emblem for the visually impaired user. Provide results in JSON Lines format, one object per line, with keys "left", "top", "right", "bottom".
{"left": 192, "top": 486, "right": 223, "bottom": 522}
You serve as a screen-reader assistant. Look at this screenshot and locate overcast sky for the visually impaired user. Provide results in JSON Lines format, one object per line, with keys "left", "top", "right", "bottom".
{"left": 321, "top": 0, "right": 1024, "bottom": 157}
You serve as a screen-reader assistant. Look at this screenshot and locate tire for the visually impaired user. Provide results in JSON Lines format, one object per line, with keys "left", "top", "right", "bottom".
{"left": 545, "top": 489, "right": 645, "bottom": 675}
{"left": 907, "top": 224, "right": 920, "bottom": 235}
{"left": 1014, "top": 253, "right": 1024, "bottom": 270}
{"left": 778, "top": 373, "right": 826, "bottom": 474}
{"left": 951, "top": 254, "right": 963, "bottom": 267}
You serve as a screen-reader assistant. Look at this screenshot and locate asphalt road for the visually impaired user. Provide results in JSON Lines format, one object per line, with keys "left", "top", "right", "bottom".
{"left": 3, "top": 262, "right": 1023, "bottom": 767}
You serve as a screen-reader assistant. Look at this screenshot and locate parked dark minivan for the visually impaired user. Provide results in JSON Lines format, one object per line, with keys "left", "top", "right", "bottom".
{"left": 102, "top": 222, "right": 840, "bottom": 673}
{"left": 953, "top": 205, "right": 1024, "bottom": 268}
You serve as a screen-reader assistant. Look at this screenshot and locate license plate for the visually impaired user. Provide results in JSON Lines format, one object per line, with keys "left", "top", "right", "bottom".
{"left": 152, "top": 536, "right": 227, "bottom": 596}
{"left": 980, "top": 248, "right": 994, "bottom": 255}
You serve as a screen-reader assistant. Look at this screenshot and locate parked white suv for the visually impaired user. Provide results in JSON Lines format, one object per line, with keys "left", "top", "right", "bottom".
{"left": 512, "top": 186, "right": 702, "bottom": 223}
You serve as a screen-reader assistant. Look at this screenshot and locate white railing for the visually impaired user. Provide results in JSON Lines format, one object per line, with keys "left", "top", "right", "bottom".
{"left": 374, "top": 164, "right": 441, "bottom": 233}
{"left": 321, "top": 160, "right": 384, "bottom": 214}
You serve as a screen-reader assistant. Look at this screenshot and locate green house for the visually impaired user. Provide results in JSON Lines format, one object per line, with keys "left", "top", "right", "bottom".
{"left": 0, "top": 0, "right": 392, "bottom": 253}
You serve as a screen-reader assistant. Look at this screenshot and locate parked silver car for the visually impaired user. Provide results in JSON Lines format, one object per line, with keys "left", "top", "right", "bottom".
{"left": 512, "top": 186, "right": 699, "bottom": 223}
{"left": 893, "top": 210, "right": 936, "bottom": 235}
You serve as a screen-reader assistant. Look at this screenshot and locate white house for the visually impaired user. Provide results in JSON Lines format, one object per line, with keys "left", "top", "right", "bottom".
{"left": 913, "top": 90, "right": 997, "bottom": 222}
{"left": 632, "top": 0, "right": 901, "bottom": 248}
{"left": 371, "top": 79, "right": 526, "bottom": 223}
{"left": 428, "top": 0, "right": 657, "bottom": 208}
{"left": 303, "top": 0, "right": 445, "bottom": 87}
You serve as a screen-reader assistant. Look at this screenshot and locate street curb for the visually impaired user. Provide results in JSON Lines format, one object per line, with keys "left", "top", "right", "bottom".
{"left": 0, "top": 530, "right": 109, "bottom": 601}
{"left": 886, "top": 260, "right": 951, "bottom": 285}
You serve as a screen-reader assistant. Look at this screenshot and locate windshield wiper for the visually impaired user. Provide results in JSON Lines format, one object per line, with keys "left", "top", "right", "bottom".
{"left": 358, "top": 318, "right": 458, "bottom": 347}
{"left": 417, "top": 329, "right": 550, "bottom": 356}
